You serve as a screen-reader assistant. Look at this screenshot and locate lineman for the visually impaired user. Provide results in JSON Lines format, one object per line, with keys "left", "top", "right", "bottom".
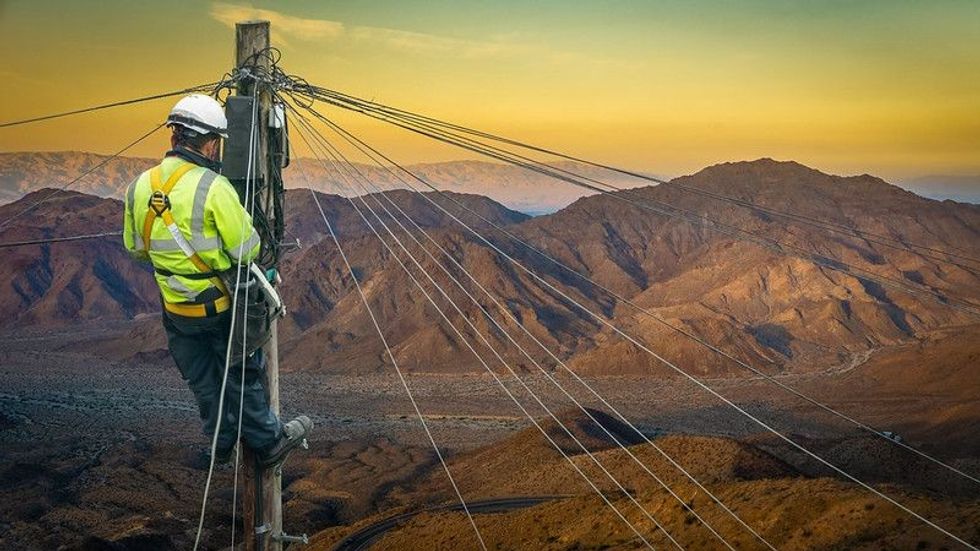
{"left": 123, "top": 94, "right": 311, "bottom": 466}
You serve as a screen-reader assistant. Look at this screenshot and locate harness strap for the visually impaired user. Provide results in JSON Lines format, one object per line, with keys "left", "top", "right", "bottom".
{"left": 140, "top": 162, "right": 228, "bottom": 299}
{"left": 164, "top": 295, "right": 231, "bottom": 318}
{"left": 154, "top": 267, "right": 220, "bottom": 280}
{"left": 141, "top": 163, "right": 196, "bottom": 253}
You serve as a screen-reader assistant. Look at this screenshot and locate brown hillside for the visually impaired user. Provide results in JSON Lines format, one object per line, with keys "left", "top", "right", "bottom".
{"left": 351, "top": 478, "right": 980, "bottom": 551}
{"left": 408, "top": 408, "right": 797, "bottom": 503}
{"left": 0, "top": 190, "right": 157, "bottom": 326}
{"left": 311, "top": 408, "right": 980, "bottom": 551}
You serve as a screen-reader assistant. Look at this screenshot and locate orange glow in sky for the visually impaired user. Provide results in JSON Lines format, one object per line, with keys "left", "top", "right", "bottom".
{"left": 0, "top": 1, "right": 978, "bottom": 181}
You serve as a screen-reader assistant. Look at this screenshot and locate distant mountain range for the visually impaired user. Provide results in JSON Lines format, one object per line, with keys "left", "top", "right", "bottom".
{"left": 3, "top": 152, "right": 977, "bottom": 215}
{"left": 2, "top": 157, "right": 978, "bottom": 378}
{"left": 0, "top": 152, "right": 153, "bottom": 205}
{"left": 0, "top": 152, "right": 647, "bottom": 215}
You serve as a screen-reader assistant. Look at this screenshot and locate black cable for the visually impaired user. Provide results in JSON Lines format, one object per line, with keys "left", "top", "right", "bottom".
{"left": 286, "top": 100, "right": 980, "bottom": 493}
{"left": 341, "top": 94, "right": 980, "bottom": 273}
{"left": 0, "top": 83, "right": 222, "bottom": 128}
{"left": 0, "top": 231, "right": 122, "bottom": 249}
{"left": 294, "top": 94, "right": 980, "bottom": 318}
{"left": 0, "top": 123, "right": 166, "bottom": 230}
{"left": 226, "top": 51, "right": 290, "bottom": 270}
{"left": 312, "top": 86, "right": 980, "bottom": 267}
{"left": 287, "top": 105, "right": 980, "bottom": 549}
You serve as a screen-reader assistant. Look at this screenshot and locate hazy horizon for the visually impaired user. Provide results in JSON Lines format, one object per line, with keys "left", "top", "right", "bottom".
{"left": 3, "top": 149, "right": 978, "bottom": 206}
{"left": 5, "top": 147, "right": 980, "bottom": 181}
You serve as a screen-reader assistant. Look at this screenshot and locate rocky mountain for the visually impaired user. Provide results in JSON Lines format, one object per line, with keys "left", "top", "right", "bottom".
{"left": 0, "top": 190, "right": 158, "bottom": 326}
{"left": 516, "top": 159, "right": 980, "bottom": 375}
{"left": 3, "top": 158, "right": 979, "bottom": 378}
{"left": 0, "top": 186, "right": 528, "bottom": 329}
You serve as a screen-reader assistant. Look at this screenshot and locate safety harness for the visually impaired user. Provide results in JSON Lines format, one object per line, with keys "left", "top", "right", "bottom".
{"left": 141, "top": 161, "right": 230, "bottom": 317}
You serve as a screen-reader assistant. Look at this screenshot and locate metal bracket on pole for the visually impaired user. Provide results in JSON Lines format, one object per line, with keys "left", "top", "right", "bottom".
{"left": 273, "top": 532, "right": 309, "bottom": 545}
{"left": 274, "top": 438, "right": 309, "bottom": 477}
{"left": 255, "top": 522, "right": 273, "bottom": 535}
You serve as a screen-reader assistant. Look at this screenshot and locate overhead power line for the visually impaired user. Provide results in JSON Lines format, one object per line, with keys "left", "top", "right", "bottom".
{"left": 0, "top": 123, "right": 166, "bottom": 230}
{"left": 290, "top": 109, "right": 663, "bottom": 550}
{"left": 345, "top": 105, "right": 980, "bottom": 485}
{"left": 0, "top": 231, "right": 122, "bottom": 249}
{"left": 297, "top": 87, "right": 980, "bottom": 319}
{"left": 0, "top": 82, "right": 223, "bottom": 128}
{"left": 287, "top": 89, "right": 980, "bottom": 488}
{"left": 312, "top": 86, "right": 980, "bottom": 268}
{"left": 287, "top": 100, "right": 770, "bottom": 550}
{"left": 284, "top": 100, "right": 979, "bottom": 550}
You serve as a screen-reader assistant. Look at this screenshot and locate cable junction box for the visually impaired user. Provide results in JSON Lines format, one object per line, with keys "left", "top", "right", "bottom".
{"left": 222, "top": 95, "right": 257, "bottom": 183}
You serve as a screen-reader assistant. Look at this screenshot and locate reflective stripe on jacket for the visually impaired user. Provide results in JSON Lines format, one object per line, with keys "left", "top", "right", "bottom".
{"left": 123, "top": 156, "right": 261, "bottom": 304}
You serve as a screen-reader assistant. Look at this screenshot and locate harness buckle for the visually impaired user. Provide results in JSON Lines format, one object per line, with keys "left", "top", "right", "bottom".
{"left": 148, "top": 190, "right": 171, "bottom": 216}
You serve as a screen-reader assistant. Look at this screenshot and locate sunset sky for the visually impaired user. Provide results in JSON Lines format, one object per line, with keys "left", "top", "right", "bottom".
{"left": 0, "top": 0, "right": 978, "bottom": 181}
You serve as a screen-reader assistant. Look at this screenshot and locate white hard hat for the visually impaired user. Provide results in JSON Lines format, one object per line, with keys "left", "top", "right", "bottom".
{"left": 166, "top": 94, "right": 228, "bottom": 138}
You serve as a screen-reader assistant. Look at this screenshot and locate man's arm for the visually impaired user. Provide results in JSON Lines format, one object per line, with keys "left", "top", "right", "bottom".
{"left": 208, "top": 176, "right": 261, "bottom": 265}
{"left": 122, "top": 179, "right": 150, "bottom": 262}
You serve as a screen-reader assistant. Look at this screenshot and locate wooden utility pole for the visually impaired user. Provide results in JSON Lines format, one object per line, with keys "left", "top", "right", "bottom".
{"left": 235, "top": 20, "right": 282, "bottom": 551}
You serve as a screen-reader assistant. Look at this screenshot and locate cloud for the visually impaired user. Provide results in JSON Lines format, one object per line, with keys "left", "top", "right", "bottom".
{"left": 210, "top": 2, "right": 344, "bottom": 44}
{"left": 208, "top": 3, "right": 631, "bottom": 68}
{"left": 348, "top": 25, "right": 515, "bottom": 58}
{"left": 209, "top": 2, "right": 513, "bottom": 58}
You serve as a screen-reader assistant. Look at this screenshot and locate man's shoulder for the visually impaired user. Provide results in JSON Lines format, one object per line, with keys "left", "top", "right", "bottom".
{"left": 203, "top": 172, "right": 243, "bottom": 207}
{"left": 210, "top": 170, "right": 232, "bottom": 185}
{"left": 207, "top": 171, "right": 235, "bottom": 194}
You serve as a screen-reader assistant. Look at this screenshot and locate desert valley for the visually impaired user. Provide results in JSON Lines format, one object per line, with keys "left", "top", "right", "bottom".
{"left": 1, "top": 155, "right": 979, "bottom": 550}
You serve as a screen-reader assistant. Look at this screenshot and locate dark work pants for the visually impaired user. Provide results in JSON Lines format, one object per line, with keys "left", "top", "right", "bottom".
{"left": 162, "top": 309, "right": 281, "bottom": 453}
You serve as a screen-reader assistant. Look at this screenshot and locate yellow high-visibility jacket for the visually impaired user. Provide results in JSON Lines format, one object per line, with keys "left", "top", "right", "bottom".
{"left": 123, "top": 156, "right": 261, "bottom": 304}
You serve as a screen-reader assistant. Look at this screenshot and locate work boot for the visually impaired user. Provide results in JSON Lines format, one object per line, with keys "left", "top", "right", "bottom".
{"left": 257, "top": 416, "right": 313, "bottom": 468}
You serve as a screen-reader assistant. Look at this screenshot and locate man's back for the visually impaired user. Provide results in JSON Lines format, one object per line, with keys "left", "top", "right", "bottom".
{"left": 123, "top": 155, "right": 260, "bottom": 305}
